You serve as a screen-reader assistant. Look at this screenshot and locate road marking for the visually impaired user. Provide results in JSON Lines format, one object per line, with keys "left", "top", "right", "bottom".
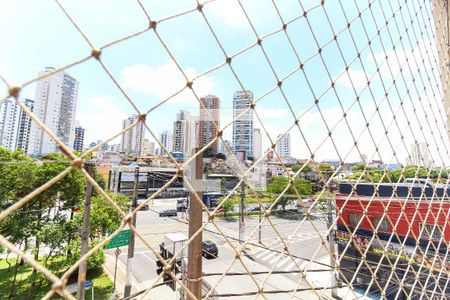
{"left": 284, "top": 258, "right": 301, "bottom": 271}
{"left": 256, "top": 249, "right": 270, "bottom": 258}
{"left": 276, "top": 256, "right": 292, "bottom": 268}
{"left": 269, "top": 253, "right": 284, "bottom": 264}
{"left": 251, "top": 248, "right": 263, "bottom": 256}
{"left": 261, "top": 251, "right": 278, "bottom": 261}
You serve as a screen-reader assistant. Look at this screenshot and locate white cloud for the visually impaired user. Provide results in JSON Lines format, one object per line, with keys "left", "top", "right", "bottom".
{"left": 335, "top": 69, "right": 368, "bottom": 91}
{"left": 256, "top": 107, "right": 289, "bottom": 119}
{"left": 201, "top": 0, "right": 248, "bottom": 28}
{"left": 77, "top": 95, "right": 128, "bottom": 144}
{"left": 121, "top": 61, "right": 215, "bottom": 106}
{"left": 367, "top": 39, "right": 437, "bottom": 79}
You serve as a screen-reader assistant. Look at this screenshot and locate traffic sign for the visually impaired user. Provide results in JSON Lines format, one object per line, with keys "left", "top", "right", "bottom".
{"left": 106, "top": 229, "right": 131, "bottom": 249}
{"left": 85, "top": 280, "right": 92, "bottom": 288}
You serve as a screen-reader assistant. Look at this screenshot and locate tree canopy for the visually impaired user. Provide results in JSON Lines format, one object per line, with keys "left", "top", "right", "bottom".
{"left": 267, "top": 176, "right": 312, "bottom": 210}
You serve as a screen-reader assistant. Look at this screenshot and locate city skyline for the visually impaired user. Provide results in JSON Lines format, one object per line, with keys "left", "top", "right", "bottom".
{"left": 0, "top": 1, "right": 447, "bottom": 165}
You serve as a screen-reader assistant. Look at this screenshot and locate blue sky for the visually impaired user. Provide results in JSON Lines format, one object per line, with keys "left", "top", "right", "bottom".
{"left": 0, "top": 0, "right": 448, "bottom": 166}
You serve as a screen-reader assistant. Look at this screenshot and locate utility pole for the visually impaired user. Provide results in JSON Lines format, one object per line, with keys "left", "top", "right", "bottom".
{"left": 77, "top": 161, "right": 94, "bottom": 300}
{"left": 187, "top": 149, "right": 203, "bottom": 299}
{"left": 124, "top": 167, "right": 139, "bottom": 298}
{"left": 258, "top": 196, "right": 262, "bottom": 244}
{"left": 328, "top": 183, "right": 338, "bottom": 298}
{"left": 239, "top": 181, "right": 245, "bottom": 244}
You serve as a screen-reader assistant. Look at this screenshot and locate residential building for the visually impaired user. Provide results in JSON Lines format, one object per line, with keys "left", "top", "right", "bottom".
{"left": 121, "top": 115, "right": 145, "bottom": 156}
{"left": 16, "top": 99, "right": 34, "bottom": 153}
{"left": 219, "top": 139, "right": 232, "bottom": 155}
{"left": 253, "top": 128, "right": 262, "bottom": 160}
{"left": 142, "top": 138, "right": 156, "bottom": 156}
{"left": 172, "top": 110, "right": 192, "bottom": 156}
{"left": 73, "top": 126, "right": 85, "bottom": 152}
{"left": 407, "top": 142, "right": 430, "bottom": 167}
{"left": 194, "top": 118, "right": 200, "bottom": 148}
{"left": 0, "top": 98, "right": 34, "bottom": 152}
{"left": 276, "top": 133, "right": 291, "bottom": 158}
{"left": 28, "top": 67, "right": 79, "bottom": 155}
{"left": 232, "top": 90, "right": 253, "bottom": 156}
{"left": 198, "top": 95, "right": 220, "bottom": 154}
{"left": 157, "top": 130, "right": 173, "bottom": 155}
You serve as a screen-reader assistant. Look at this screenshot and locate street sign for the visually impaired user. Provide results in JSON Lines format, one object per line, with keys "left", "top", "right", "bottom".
{"left": 106, "top": 229, "right": 131, "bottom": 249}
{"left": 85, "top": 280, "right": 92, "bottom": 289}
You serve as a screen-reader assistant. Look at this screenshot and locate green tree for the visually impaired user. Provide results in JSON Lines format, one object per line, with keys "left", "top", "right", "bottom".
{"left": 267, "top": 176, "right": 312, "bottom": 210}
{"left": 65, "top": 239, "right": 105, "bottom": 271}
{"left": 74, "top": 192, "right": 131, "bottom": 239}
{"left": 215, "top": 153, "right": 226, "bottom": 160}
{"left": 221, "top": 196, "right": 237, "bottom": 216}
{"left": 389, "top": 165, "right": 429, "bottom": 182}
{"left": 292, "top": 164, "right": 312, "bottom": 173}
{"left": 202, "top": 147, "right": 214, "bottom": 158}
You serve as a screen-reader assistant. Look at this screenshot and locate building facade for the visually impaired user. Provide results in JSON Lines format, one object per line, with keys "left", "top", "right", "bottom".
{"left": 0, "top": 98, "right": 34, "bottom": 152}
{"left": 73, "top": 126, "right": 85, "bottom": 152}
{"left": 157, "top": 130, "right": 173, "bottom": 155}
{"left": 198, "top": 95, "right": 220, "bottom": 155}
{"left": 407, "top": 142, "right": 430, "bottom": 167}
{"left": 252, "top": 128, "right": 262, "bottom": 160}
{"left": 172, "top": 110, "right": 192, "bottom": 155}
{"left": 276, "top": 133, "right": 291, "bottom": 158}
{"left": 232, "top": 90, "right": 253, "bottom": 156}
{"left": 121, "top": 115, "right": 145, "bottom": 156}
{"left": 219, "top": 139, "right": 232, "bottom": 155}
{"left": 28, "top": 67, "right": 79, "bottom": 155}
{"left": 15, "top": 99, "right": 34, "bottom": 153}
{"left": 142, "top": 138, "right": 156, "bottom": 156}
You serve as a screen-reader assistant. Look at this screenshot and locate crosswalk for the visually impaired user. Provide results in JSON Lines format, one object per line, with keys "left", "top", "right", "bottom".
{"left": 249, "top": 231, "right": 328, "bottom": 272}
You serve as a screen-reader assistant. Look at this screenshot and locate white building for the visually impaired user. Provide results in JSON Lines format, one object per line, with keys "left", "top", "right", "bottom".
{"left": 0, "top": 98, "right": 34, "bottom": 151}
{"left": 121, "top": 115, "right": 145, "bottom": 156}
{"left": 252, "top": 128, "right": 262, "bottom": 160}
{"left": 28, "top": 67, "right": 78, "bottom": 155}
{"left": 232, "top": 90, "right": 253, "bottom": 156}
{"left": 276, "top": 133, "right": 291, "bottom": 159}
{"left": 157, "top": 130, "right": 173, "bottom": 155}
{"left": 407, "top": 142, "right": 430, "bottom": 167}
{"left": 172, "top": 110, "right": 192, "bottom": 156}
{"left": 219, "top": 139, "right": 232, "bottom": 155}
{"left": 142, "top": 138, "right": 156, "bottom": 156}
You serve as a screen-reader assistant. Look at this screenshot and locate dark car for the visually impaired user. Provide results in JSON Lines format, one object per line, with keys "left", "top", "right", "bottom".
{"left": 159, "top": 209, "right": 177, "bottom": 217}
{"left": 248, "top": 205, "right": 261, "bottom": 212}
{"left": 201, "top": 241, "right": 218, "bottom": 258}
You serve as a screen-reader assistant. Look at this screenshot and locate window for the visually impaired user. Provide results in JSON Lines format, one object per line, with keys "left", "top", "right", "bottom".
{"left": 420, "top": 224, "right": 443, "bottom": 241}
{"left": 373, "top": 217, "right": 390, "bottom": 232}
{"left": 348, "top": 214, "right": 362, "bottom": 227}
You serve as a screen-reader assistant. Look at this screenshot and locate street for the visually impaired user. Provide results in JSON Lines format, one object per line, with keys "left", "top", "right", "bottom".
{"left": 104, "top": 198, "right": 346, "bottom": 299}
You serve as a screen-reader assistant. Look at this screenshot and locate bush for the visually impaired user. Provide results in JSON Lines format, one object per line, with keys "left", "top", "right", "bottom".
{"left": 65, "top": 239, "right": 105, "bottom": 271}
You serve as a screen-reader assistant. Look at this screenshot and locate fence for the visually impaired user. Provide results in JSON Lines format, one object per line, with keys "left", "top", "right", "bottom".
{"left": 0, "top": 0, "right": 449, "bottom": 299}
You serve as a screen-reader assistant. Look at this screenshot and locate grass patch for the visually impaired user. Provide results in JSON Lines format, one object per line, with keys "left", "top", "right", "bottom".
{"left": 0, "top": 257, "right": 113, "bottom": 299}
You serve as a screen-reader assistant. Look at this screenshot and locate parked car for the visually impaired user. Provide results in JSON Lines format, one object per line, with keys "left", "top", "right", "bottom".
{"left": 248, "top": 205, "right": 261, "bottom": 212}
{"left": 159, "top": 209, "right": 177, "bottom": 217}
{"left": 201, "top": 241, "right": 218, "bottom": 258}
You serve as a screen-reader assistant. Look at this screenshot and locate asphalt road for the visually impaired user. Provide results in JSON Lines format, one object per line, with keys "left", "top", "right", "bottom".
{"left": 106, "top": 197, "right": 336, "bottom": 299}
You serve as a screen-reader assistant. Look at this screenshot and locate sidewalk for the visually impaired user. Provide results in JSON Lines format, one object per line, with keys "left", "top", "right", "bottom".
{"left": 297, "top": 257, "right": 366, "bottom": 299}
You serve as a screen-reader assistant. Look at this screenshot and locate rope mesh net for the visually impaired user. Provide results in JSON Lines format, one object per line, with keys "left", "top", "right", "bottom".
{"left": 0, "top": 0, "right": 449, "bottom": 299}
